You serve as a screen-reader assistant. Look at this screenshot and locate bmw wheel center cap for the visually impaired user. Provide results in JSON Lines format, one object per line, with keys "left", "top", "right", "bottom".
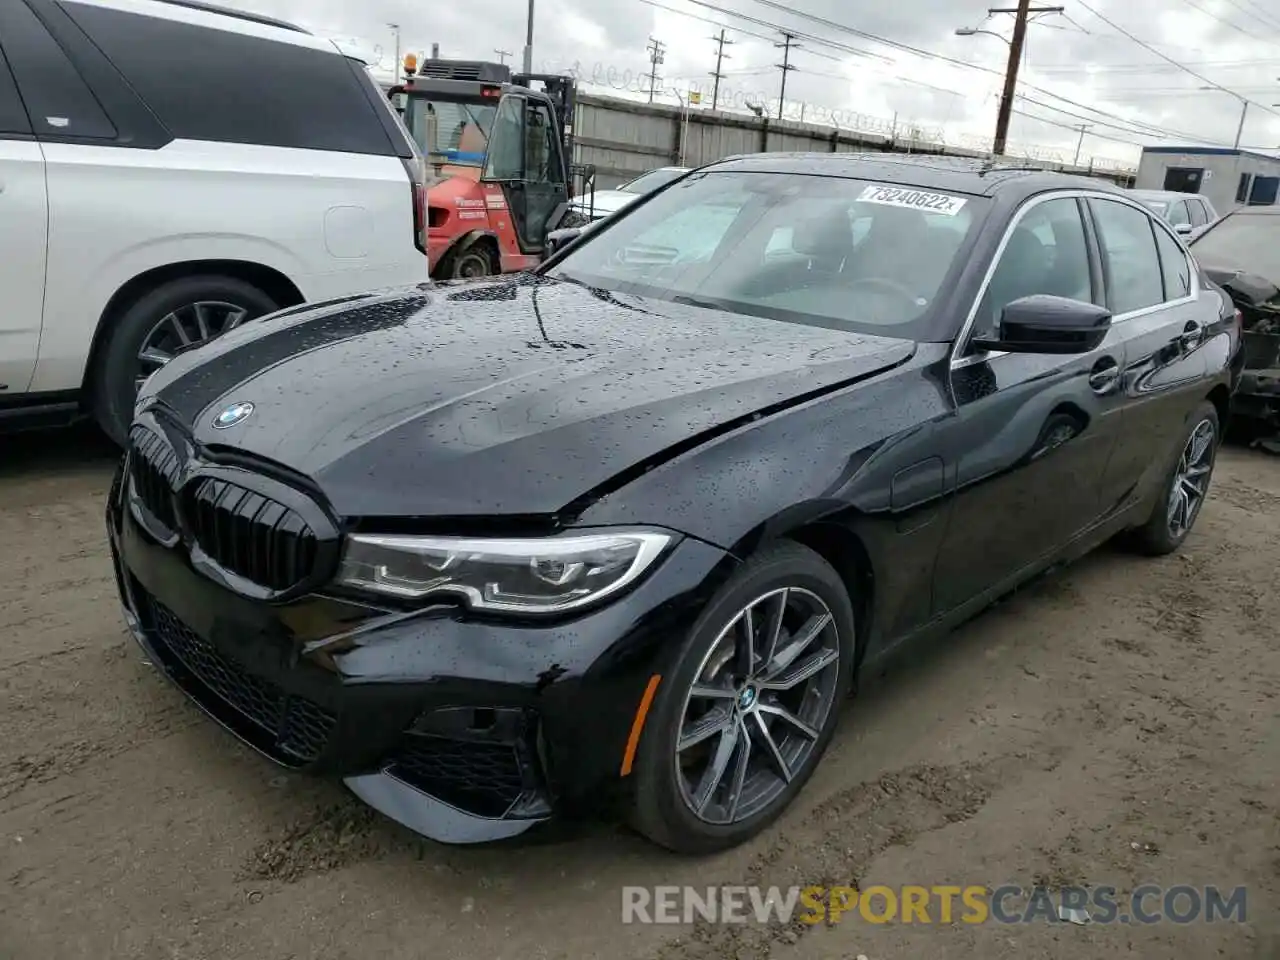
{"left": 213, "top": 401, "right": 254, "bottom": 429}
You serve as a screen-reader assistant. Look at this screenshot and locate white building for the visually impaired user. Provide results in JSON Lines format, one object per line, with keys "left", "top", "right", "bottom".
{"left": 1136, "top": 146, "right": 1280, "bottom": 212}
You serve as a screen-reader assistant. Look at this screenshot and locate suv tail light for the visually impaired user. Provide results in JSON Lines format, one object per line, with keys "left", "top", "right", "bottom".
{"left": 402, "top": 157, "right": 427, "bottom": 255}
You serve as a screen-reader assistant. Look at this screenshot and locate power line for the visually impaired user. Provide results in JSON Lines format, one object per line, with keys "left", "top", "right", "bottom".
{"left": 643, "top": 0, "right": 1234, "bottom": 147}
{"left": 645, "top": 36, "right": 666, "bottom": 103}
{"left": 730, "top": 0, "right": 1230, "bottom": 142}
{"left": 671, "top": 0, "right": 889, "bottom": 62}
{"left": 1219, "top": 0, "right": 1280, "bottom": 34}
{"left": 774, "top": 31, "right": 798, "bottom": 119}
{"left": 640, "top": 0, "right": 776, "bottom": 44}
{"left": 711, "top": 28, "right": 733, "bottom": 108}
{"left": 1074, "top": 0, "right": 1280, "bottom": 120}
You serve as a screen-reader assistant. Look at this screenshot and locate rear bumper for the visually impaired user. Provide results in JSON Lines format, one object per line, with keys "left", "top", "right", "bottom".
{"left": 106, "top": 461, "right": 733, "bottom": 844}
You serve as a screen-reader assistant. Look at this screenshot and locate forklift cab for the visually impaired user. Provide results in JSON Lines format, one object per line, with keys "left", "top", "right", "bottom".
{"left": 389, "top": 56, "right": 573, "bottom": 256}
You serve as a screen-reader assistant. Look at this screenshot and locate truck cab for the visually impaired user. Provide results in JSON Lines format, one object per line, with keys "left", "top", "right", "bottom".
{"left": 387, "top": 57, "right": 592, "bottom": 279}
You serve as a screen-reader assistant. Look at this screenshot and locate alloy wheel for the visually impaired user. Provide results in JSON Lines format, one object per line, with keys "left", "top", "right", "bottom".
{"left": 1167, "top": 417, "right": 1216, "bottom": 539}
{"left": 136, "top": 300, "right": 251, "bottom": 390}
{"left": 675, "top": 587, "right": 842, "bottom": 826}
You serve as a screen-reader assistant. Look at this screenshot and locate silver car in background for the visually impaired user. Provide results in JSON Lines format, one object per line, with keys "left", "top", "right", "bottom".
{"left": 571, "top": 166, "right": 690, "bottom": 221}
{"left": 1130, "top": 189, "right": 1219, "bottom": 240}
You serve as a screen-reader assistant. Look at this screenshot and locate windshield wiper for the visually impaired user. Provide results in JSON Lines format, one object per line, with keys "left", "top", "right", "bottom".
{"left": 671, "top": 294, "right": 724, "bottom": 311}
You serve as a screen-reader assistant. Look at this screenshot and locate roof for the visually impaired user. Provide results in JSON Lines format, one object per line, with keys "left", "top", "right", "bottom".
{"left": 1130, "top": 188, "right": 1210, "bottom": 201}
{"left": 702, "top": 152, "right": 1125, "bottom": 198}
{"left": 153, "top": 0, "right": 309, "bottom": 33}
{"left": 1141, "top": 145, "right": 1280, "bottom": 164}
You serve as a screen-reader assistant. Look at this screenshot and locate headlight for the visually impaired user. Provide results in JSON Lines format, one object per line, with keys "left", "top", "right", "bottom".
{"left": 336, "top": 530, "right": 674, "bottom": 613}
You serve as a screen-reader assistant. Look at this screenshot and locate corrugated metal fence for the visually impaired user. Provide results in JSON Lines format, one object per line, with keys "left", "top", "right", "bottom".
{"left": 573, "top": 92, "right": 1135, "bottom": 190}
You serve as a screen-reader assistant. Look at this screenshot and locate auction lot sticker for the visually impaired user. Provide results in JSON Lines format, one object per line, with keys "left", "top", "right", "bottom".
{"left": 858, "top": 184, "right": 968, "bottom": 216}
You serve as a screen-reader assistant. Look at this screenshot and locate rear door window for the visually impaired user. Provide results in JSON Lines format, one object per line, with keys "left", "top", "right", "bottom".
{"left": 1089, "top": 198, "right": 1166, "bottom": 314}
{"left": 59, "top": 0, "right": 396, "bottom": 155}
{"left": 1166, "top": 200, "right": 1190, "bottom": 227}
{"left": 0, "top": 0, "right": 115, "bottom": 140}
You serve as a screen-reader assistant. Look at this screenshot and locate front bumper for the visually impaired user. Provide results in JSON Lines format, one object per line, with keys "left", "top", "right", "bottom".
{"left": 106, "top": 462, "right": 734, "bottom": 844}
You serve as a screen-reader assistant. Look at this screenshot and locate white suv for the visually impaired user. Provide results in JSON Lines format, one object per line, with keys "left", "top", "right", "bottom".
{"left": 0, "top": 0, "right": 427, "bottom": 443}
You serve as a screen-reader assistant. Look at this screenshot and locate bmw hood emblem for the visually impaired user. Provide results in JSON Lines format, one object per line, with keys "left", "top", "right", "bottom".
{"left": 213, "top": 401, "right": 254, "bottom": 429}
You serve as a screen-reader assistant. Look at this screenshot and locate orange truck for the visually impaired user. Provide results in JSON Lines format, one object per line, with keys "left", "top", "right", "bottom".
{"left": 386, "top": 55, "right": 595, "bottom": 279}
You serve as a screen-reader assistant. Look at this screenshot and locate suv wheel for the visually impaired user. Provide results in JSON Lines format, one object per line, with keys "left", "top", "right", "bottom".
{"left": 92, "top": 275, "right": 279, "bottom": 444}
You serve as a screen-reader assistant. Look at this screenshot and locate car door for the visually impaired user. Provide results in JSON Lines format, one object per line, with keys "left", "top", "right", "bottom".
{"left": 932, "top": 193, "right": 1129, "bottom": 613}
{"left": 0, "top": 44, "right": 46, "bottom": 398}
{"left": 1086, "top": 196, "right": 1212, "bottom": 515}
{"left": 517, "top": 98, "right": 568, "bottom": 250}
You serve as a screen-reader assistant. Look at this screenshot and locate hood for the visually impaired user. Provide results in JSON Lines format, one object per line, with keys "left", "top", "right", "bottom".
{"left": 571, "top": 189, "right": 640, "bottom": 218}
{"left": 143, "top": 277, "right": 914, "bottom": 519}
{"left": 1199, "top": 262, "right": 1280, "bottom": 310}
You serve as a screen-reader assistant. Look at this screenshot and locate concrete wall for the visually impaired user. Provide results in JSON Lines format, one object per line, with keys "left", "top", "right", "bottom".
{"left": 573, "top": 92, "right": 1136, "bottom": 190}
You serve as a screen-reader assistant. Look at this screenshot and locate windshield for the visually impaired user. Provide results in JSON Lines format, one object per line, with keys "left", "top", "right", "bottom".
{"left": 620, "top": 168, "right": 686, "bottom": 195}
{"left": 1192, "top": 214, "right": 1280, "bottom": 279}
{"left": 1140, "top": 199, "right": 1169, "bottom": 215}
{"left": 401, "top": 97, "right": 495, "bottom": 165}
{"left": 547, "top": 170, "right": 985, "bottom": 337}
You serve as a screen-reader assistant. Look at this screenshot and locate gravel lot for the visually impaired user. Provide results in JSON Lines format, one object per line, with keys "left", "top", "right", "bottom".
{"left": 2, "top": 425, "right": 1278, "bottom": 960}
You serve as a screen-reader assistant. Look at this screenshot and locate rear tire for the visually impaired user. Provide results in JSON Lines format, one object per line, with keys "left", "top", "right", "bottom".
{"left": 445, "top": 244, "right": 496, "bottom": 280}
{"left": 91, "top": 275, "right": 278, "bottom": 445}
{"left": 1125, "top": 401, "right": 1219, "bottom": 556}
{"left": 629, "top": 541, "right": 855, "bottom": 854}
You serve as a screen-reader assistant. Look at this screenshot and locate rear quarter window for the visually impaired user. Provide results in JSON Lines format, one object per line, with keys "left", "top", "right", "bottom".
{"left": 58, "top": 0, "right": 397, "bottom": 155}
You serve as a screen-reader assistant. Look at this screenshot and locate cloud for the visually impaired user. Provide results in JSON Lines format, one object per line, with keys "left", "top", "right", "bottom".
{"left": 220, "top": 0, "right": 1280, "bottom": 167}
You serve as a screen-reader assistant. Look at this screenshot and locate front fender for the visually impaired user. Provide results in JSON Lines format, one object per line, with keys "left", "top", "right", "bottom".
{"left": 574, "top": 346, "right": 956, "bottom": 648}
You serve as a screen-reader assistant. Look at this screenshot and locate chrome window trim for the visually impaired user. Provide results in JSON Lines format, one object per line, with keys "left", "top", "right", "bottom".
{"left": 949, "top": 189, "right": 1200, "bottom": 370}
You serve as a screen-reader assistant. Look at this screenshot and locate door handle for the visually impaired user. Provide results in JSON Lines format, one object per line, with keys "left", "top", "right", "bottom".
{"left": 1178, "top": 320, "right": 1203, "bottom": 351}
{"left": 1088, "top": 356, "right": 1120, "bottom": 394}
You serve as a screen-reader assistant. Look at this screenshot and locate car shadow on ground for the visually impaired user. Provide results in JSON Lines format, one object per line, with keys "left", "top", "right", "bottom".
{"left": 1, "top": 423, "right": 119, "bottom": 479}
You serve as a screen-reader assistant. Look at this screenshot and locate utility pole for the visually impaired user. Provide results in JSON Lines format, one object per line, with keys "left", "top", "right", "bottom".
{"left": 710, "top": 29, "right": 733, "bottom": 110}
{"left": 1072, "top": 123, "right": 1092, "bottom": 166}
{"left": 494, "top": 49, "right": 512, "bottom": 64}
{"left": 522, "top": 0, "right": 535, "bottom": 74}
{"left": 989, "top": 1, "right": 1064, "bottom": 155}
{"left": 774, "top": 32, "right": 798, "bottom": 120}
{"left": 645, "top": 37, "right": 666, "bottom": 104}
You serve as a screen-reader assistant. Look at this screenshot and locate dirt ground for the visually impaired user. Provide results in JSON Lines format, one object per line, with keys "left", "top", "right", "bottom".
{"left": 1, "top": 424, "right": 1278, "bottom": 960}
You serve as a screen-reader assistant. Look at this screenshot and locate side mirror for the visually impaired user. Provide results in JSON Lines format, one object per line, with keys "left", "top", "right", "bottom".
{"left": 1174, "top": 222, "right": 1193, "bottom": 235}
{"left": 971, "top": 294, "right": 1112, "bottom": 355}
{"left": 545, "top": 226, "right": 583, "bottom": 257}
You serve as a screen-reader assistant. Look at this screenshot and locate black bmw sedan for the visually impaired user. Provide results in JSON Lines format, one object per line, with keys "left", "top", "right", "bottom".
{"left": 107, "top": 154, "right": 1239, "bottom": 854}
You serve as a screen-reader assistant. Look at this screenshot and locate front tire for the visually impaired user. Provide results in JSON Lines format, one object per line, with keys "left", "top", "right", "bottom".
{"left": 1126, "top": 401, "right": 1220, "bottom": 556}
{"left": 91, "top": 275, "right": 279, "bottom": 445}
{"left": 629, "top": 541, "right": 855, "bottom": 854}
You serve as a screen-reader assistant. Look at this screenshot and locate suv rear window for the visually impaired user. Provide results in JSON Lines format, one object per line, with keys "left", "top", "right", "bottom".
{"left": 58, "top": 0, "right": 397, "bottom": 155}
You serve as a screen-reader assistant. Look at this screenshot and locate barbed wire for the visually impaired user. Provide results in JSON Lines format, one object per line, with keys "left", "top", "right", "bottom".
{"left": 541, "top": 57, "right": 1136, "bottom": 172}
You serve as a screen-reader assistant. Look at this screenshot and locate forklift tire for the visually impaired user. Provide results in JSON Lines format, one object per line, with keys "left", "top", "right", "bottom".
{"left": 444, "top": 244, "right": 496, "bottom": 280}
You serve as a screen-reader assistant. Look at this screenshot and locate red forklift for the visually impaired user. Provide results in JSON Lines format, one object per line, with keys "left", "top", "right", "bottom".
{"left": 386, "top": 55, "right": 595, "bottom": 279}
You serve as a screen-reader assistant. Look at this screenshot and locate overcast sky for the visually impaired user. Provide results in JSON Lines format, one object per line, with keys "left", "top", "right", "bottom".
{"left": 224, "top": 0, "right": 1280, "bottom": 167}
